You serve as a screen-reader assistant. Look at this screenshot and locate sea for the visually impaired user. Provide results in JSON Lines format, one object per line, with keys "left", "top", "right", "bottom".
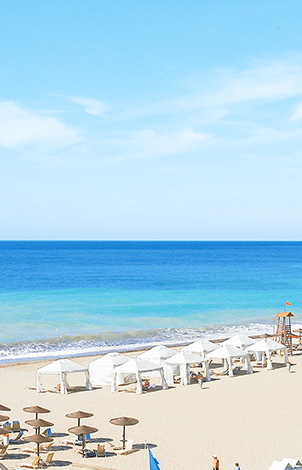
{"left": 0, "top": 241, "right": 301, "bottom": 363}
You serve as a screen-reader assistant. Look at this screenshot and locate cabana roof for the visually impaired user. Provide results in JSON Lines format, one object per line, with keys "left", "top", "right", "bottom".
{"left": 182, "top": 339, "right": 219, "bottom": 355}
{"left": 206, "top": 344, "right": 248, "bottom": 360}
{"left": 114, "top": 357, "right": 161, "bottom": 374}
{"left": 222, "top": 334, "right": 254, "bottom": 348}
{"left": 165, "top": 351, "right": 203, "bottom": 365}
{"left": 37, "top": 359, "right": 88, "bottom": 374}
{"left": 89, "top": 352, "right": 130, "bottom": 367}
{"left": 138, "top": 345, "right": 178, "bottom": 361}
{"left": 247, "top": 338, "right": 286, "bottom": 353}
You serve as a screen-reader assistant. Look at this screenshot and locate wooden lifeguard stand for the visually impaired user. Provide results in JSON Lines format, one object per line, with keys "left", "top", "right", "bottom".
{"left": 274, "top": 311, "right": 295, "bottom": 352}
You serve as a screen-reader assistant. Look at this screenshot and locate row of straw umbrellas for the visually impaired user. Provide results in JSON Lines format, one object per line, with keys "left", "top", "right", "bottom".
{"left": 0, "top": 403, "right": 138, "bottom": 463}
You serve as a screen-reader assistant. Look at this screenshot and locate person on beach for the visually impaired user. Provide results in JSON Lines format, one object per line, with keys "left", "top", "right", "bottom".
{"left": 197, "top": 371, "right": 204, "bottom": 388}
{"left": 212, "top": 455, "right": 219, "bottom": 469}
{"left": 234, "top": 463, "right": 240, "bottom": 470}
{"left": 287, "top": 361, "right": 292, "bottom": 372}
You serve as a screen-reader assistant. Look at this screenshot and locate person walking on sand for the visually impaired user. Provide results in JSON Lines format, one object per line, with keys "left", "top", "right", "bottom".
{"left": 234, "top": 463, "right": 241, "bottom": 470}
{"left": 197, "top": 371, "right": 204, "bottom": 388}
{"left": 212, "top": 455, "right": 219, "bottom": 469}
{"left": 287, "top": 361, "right": 292, "bottom": 372}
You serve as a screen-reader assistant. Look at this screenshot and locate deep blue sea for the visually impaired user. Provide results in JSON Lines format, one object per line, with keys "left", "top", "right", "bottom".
{"left": 0, "top": 241, "right": 301, "bottom": 362}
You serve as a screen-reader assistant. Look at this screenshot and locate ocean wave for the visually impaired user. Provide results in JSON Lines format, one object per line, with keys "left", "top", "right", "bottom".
{"left": 0, "top": 320, "right": 298, "bottom": 364}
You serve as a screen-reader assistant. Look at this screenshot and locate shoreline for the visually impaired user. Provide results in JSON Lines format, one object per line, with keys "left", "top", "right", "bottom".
{"left": 0, "top": 330, "right": 275, "bottom": 368}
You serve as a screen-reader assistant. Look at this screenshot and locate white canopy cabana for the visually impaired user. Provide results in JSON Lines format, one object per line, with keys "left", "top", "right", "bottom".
{"left": 138, "top": 345, "right": 178, "bottom": 385}
{"left": 112, "top": 357, "right": 168, "bottom": 394}
{"left": 247, "top": 338, "right": 287, "bottom": 370}
{"left": 165, "top": 351, "right": 208, "bottom": 385}
{"left": 222, "top": 334, "right": 255, "bottom": 349}
{"left": 182, "top": 339, "right": 219, "bottom": 356}
{"left": 269, "top": 458, "right": 302, "bottom": 470}
{"left": 206, "top": 344, "right": 253, "bottom": 377}
{"left": 89, "top": 353, "right": 134, "bottom": 386}
{"left": 36, "top": 359, "right": 92, "bottom": 395}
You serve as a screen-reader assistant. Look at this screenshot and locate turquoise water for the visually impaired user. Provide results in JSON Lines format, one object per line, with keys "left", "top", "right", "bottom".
{"left": 0, "top": 241, "right": 301, "bottom": 361}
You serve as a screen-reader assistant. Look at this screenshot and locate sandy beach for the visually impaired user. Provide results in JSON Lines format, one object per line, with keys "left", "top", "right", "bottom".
{"left": 0, "top": 346, "right": 300, "bottom": 470}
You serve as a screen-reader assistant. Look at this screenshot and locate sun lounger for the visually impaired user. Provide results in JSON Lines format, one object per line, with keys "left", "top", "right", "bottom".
{"left": 107, "top": 442, "right": 122, "bottom": 451}
{"left": 20, "top": 457, "right": 40, "bottom": 469}
{"left": 42, "top": 428, "right": 52, "bottom": 437}
{"left": 96, "top": 444, "right": 106, "bottom": 457}
{"left": 12, "top": 421, "right": 21, "bottom": 432}
{"left": 116, "top": 439, "right": 134, "bottom": 455}
{"left": 0, "top": 446, "right": 8, "bottom": 459}
{"left": 9, "top": 430, "right": 24, "bottom": 443}
{"left": 40, "top": 452, "right": 54, "bottom": 467}
{"left": 40, "top": 442, "right": 53, "bottom": 453}
{"left": 25, "top": 442, "right": 53, "bottom": 454}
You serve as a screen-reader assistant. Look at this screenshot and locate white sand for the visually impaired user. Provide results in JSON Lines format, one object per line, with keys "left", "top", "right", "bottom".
{"left": 0, "top": 349, "right": 301, "bottom": 470}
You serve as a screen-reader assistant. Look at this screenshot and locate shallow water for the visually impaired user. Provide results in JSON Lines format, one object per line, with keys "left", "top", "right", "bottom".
{"left": 0, "top": 241, "right": 301, "bottom": 361}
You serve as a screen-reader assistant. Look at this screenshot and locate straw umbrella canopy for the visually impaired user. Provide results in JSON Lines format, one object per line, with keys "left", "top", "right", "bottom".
{"left": 23, "top": 434, "right": 53, "bottom": 457}
{"left": 65, "top": 411, "right": 93, "bottom": 427}
{"left": 0, "top": 405, "right": 10, "bottom": 412}
{"left": 25, "top": 418, "right": 54, "bottom": 434}
{"left": 23, "top": 406, "right": 50, "bottom": 420}
{"left": 68, "top": 425, "right": 98, "bottom": 456}
{"left": 109, "top": 416, "right": 139, "bottom": 449}
{"left": 0, "top": 428, "right": 10, "bottom": 435}
{"left": 0, "top": 415, "right": 9, "bottom": 422}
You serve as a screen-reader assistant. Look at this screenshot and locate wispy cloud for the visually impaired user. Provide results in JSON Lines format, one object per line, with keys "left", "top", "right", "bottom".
{"left": 114, "top": 128, "right": 210, "bottom": 159}
{"left": 290, "top": 102, "right": 302, "bottom": 121}
{"left": 117, "top": 56, "right": 302, "bottom": 121}
{"left": 71, "top": 97, "right": 108, "bottom": 116}
{"left": 0, "top": 102, "right": 80, "bottom": 150}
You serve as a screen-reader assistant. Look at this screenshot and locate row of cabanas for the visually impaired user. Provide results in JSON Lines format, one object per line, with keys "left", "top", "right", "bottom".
{"left": 36, "top": 335, "right": 288, "bottom": 395}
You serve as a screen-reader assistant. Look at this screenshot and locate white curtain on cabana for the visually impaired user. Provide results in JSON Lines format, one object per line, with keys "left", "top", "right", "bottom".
{"left": 137, "top": 345, "right": 179, "bottom": 385}
{"left": 89, "top": 353, "right": 134, "bottom": 386}
{"left": 111, "top": 358, "right": 168, "bottom": 394}
{"left": 247, "top": 338, "right": 287, "bottom": 370}
{"left": 36, "top": 359, "right": 92, "bottom": 395}
{"left": 206, "top": 344, "right": 253, "bottom": 377}
{"left": 165, "top": 351, "right": 208, "bottom": 384}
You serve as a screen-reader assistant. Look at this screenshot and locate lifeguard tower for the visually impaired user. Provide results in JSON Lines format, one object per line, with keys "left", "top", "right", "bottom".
{"left": 274, "top": 311, "right": 297, "bottom": 353}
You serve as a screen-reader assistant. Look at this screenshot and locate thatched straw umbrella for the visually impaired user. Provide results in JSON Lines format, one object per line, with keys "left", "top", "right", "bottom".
{"left": 65, "top": 411, "right": 93, "bottom": 427}
{"left": 109, "top": 416, "right": 139, "bottom": 449}
{"left": 23, "top": 434, "right": 53, "bottom": 458}
{"left": 68, "top": 425, "right": 98, "bottom": 456}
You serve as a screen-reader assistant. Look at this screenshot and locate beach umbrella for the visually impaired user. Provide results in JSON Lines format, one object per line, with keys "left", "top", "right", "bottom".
{"left": 68, "top": 425, "right": 98, "bottom": 456}
{"left": 0, "top": 405, "right": 10, "bottom": 412}
{"left": 65, "top": 411, "right": 93, "bottom": 426}
{"left": 0, "top": 415, "right": 9, "bottom": 422}
{"left": 0, "top": 428, "right": 10, "bottom": 435}
{"left": 25, "top": 419, "right": 54, "bottom": 434}
{"left": 23, "top": 406, "right": 50, "bottom": 420}
{"left": 109, "top": 416, "right": 139, "bottom": 449}
{"left": 23, "top": 434, "right": 53, "bottom": 457}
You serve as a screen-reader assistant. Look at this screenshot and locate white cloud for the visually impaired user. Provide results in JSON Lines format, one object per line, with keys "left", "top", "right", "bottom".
{"left": 118, "top": 57, "right": 302, "bottom": 121}
{"left": 124, "top": 128, "right": 209, "bottom": 158}
{"left": 290, "top": 102, "right": 302, "bottom": 121}
{"left": 0, "top": 102, "right": 80, "bottom": 150}
{"left": 71, "top": 97, "right": 107, "bottom": 116}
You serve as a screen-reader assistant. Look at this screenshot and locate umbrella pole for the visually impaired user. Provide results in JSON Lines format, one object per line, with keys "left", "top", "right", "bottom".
{"left": 82, "top": 434, "right": 86, "bottom": 457}
{"left": 78, "top": 418, "right": 80, "bottom": 427}
{"left": 122, "top": 425, "right": 126, "bottom": 449}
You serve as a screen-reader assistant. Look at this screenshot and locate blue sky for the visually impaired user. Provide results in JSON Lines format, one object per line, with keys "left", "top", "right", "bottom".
{"left": 1, "top": 1, "right": 302, "bottom": 240}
